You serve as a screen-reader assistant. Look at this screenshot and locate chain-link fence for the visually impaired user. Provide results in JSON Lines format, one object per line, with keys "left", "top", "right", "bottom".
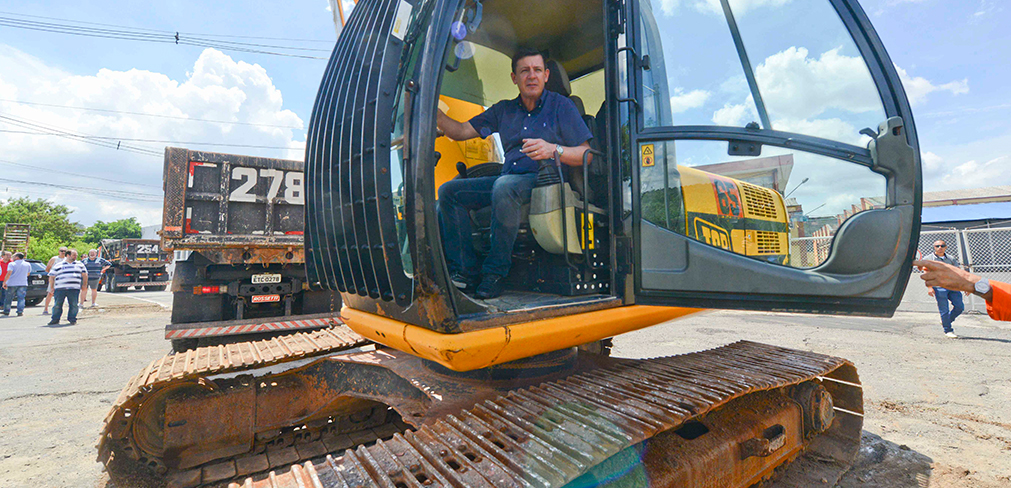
{"left": 789, "top": 236, "right": 833, "bottom": 268}
{"left": 900, "top": 227, "right": 1011, "bottom": 314}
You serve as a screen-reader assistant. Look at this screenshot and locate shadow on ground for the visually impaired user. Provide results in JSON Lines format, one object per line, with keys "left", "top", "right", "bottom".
{"left": 837, "top": 431, "right": 932, "bottom": 488}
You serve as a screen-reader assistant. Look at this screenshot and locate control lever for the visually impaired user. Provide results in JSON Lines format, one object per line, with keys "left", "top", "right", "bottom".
{"left": 456, "top": 162, "right": 468, "bottom": 178}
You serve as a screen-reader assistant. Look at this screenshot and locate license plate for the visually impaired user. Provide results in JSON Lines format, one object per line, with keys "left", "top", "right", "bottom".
{"left": 32, "top": 279, "right": 45, "bottom": 286}
{"left": 251, "top": 273, "right": 282, "bottom": 284}
{"left": 251, "top": 294, "right": 280, "bottom": 303}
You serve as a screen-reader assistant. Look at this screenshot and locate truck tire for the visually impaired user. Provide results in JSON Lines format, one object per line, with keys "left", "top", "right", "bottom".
{"left": 171, "top": 338, "right": 199, "bottom": 354}
{"left": 108, "top": 273, "right": 121, "bottom": 293}
{"left": 145, "top": 285, "right": 167, "bottom": 292}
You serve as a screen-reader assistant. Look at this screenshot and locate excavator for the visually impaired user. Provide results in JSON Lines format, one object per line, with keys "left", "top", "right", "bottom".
{"left": 98, "top": 0, "right": 922, "bottom": 486}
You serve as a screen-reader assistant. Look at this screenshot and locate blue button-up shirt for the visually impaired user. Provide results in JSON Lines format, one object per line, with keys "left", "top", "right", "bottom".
{"left": 468, "top": 90, "right": 593, "bottom": 175}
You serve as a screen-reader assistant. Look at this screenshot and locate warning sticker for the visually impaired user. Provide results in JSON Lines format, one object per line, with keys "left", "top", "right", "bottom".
{"left": 391, "top": 0, "right": 413, "bottom": 41}
{"left": 641, "top": 144, "right": 655, "bottom": 167}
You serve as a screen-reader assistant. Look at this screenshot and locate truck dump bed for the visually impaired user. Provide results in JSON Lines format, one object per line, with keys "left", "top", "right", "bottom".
{"left": 162, "top": 147, "right": 339, "bottom": 349}
{"left": 162, "top": 147, "right": 305, "bottom": 263}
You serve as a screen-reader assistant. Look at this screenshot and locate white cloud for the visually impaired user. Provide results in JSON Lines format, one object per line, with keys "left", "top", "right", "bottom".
{"left": 670, "top": 88, "right": 710, "bottom": 113}
{"left": 893, "top": 65, "right": 968, "bottom": 106}
{"left": 940, "top": 156, "right": 1011, "bottom": 189}
{"left": 659, "top": 0, "right": 682, "bottom": 16}
{"left": 753, "top": 47, "right": 882, "bottom": 120}
{"left": 0, "top": 45, "right": 305, "bottom": 226}
{"left": 712, "top": 101, "right": 752, "bottom": 126}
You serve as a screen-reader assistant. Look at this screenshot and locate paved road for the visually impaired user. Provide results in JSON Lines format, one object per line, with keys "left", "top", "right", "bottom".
{"left": 1, "top": 304, "right": 1009, "bottom": 487}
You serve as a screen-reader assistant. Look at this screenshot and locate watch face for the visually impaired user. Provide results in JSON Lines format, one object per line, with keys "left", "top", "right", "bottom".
{"left": 975, "top": 279, "right": 991, "bottom": 294}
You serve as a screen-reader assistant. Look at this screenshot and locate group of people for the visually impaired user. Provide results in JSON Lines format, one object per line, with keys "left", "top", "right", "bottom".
{"left": 0, "top": 246, "right": 110, "bottom": 325}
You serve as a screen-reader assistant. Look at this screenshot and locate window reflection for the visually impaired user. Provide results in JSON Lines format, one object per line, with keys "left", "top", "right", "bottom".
{"left": 640, "top": 140, "right": 886, "bottom": 268}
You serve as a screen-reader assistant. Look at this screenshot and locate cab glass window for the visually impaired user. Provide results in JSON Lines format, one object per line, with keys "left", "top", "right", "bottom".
{"left": 639, "top": 0, "right": 761, "bottom": 129}
{"left": 639, "top": 140, "right": 885, "bottom": 268}
{"left": 733, "top": 1, "right": 886, "bottom": 144}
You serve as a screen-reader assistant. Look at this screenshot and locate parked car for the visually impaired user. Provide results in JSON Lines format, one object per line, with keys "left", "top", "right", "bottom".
{"left": 24, "top": 259, "right": 50, "bottom": 307}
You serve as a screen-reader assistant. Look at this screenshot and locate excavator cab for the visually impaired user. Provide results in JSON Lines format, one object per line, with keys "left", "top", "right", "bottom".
{"left": 305, "top": 0, "right": 921, "bottom": 359}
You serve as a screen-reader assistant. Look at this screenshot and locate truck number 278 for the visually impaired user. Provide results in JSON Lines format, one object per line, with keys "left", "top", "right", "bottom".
{"left": 229, "top": 168, "right": 305, "bottom": 205}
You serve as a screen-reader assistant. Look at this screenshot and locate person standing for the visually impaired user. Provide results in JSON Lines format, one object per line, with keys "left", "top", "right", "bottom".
{"left": 3, "top": 252, "right": 32, "bottom": 316}
{"left": 49, "top": 249, "right": 87, "bottom": 325}
{"left": 43, "top": 247, "right": 68, "bottom": 314}
{"left": 0, "top": 251, "right": 11, "bottom": 307}
{"left": 80, "top": 249, "right": 110, "bottom": 308}
{"left": 922, "top": 239, "right": 964, "bottom": 338}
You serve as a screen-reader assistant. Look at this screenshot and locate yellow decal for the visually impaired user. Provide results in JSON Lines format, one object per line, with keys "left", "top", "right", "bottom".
{"left": 641, "top": 144, "right": 654, "bottom": 167}
{"left": 582, "top": 213, "right": 595, "bottom": 250}
{"left": 694, "top": 217, "right": 732, "bottom": 251}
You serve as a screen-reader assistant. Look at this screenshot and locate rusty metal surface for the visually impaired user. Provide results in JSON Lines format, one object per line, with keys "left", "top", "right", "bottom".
{"left": 162, "top": 147, "right": 305, "bottom": 251}
{"left": 229, "top": 341, "right": 863, "bottom": 488}
{"left": 98, "top": 326, "right": 369, "bottom": 474}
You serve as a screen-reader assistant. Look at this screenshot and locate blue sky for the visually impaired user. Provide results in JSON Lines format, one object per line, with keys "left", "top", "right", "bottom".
{"left": 0, "top": 0, "right": 1008, "bottom": 226}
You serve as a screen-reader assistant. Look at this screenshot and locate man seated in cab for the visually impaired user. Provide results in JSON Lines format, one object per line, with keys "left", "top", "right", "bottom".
{"left": 436, "top": 48, "right": 593, "bottom": 299}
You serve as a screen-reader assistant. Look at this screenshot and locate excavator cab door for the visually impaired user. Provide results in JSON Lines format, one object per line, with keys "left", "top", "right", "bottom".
{"left": 621, "top": 0, "right": 922, "bottom": 315}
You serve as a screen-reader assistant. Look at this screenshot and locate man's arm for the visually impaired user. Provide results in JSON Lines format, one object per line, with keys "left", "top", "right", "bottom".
{"left": 520, "top": 140, "right": 592, "bottom": 166}
{"left": 436, "top": 110, "right": 480, "bottom": 141}
{"left": 913, "top": 259, "right": 988, "bottom": 299}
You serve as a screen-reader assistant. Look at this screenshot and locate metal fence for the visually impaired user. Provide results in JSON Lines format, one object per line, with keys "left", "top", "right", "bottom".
{"left": 789, "top": 228, "right": 1011, "bottom": 314}
{"left": 902, "top": 227, "right": 1011, "bottom": 314}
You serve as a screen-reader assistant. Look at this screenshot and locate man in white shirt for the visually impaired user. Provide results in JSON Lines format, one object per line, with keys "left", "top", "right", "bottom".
{"left": 3, "top": 252, "right": 32, "bottom": 316}
{"left": 48, "top": 249, "right": 87, "bottom": 326}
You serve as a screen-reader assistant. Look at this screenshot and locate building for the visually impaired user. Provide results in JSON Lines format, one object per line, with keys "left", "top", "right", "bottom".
{"left": 920, "top": 186, "right": 1011, "bottom": 230}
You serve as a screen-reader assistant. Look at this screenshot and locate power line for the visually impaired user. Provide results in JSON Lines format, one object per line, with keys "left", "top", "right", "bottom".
{"left": 0, "top": 15, "right": 329, "bottom": 60}
{"left": 1, "top": 178, "right": 162, "bottom": 201}
{"left": 0, "top": 129, "right": 301, "bottom": 151}
{"left": 0, "top": 98, "right": 304, "bottom": 130}
{"left": 0, "top": 160, "right": 159, "bottom": 190}
{"left": 0, "top": 113, "right": 163, "bottom": 158}
{"left": 0, "top": 10, "right": 333, "bottom": 43}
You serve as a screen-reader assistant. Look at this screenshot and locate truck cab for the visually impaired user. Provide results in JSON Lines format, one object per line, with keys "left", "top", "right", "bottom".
{"left": 305, "top": 0, "right": 921, "bottom": 370}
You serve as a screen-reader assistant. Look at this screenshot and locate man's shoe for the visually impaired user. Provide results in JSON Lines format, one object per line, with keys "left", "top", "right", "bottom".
{"left": 16, "top": 312, "right": 22, "bottom": 316}
{"left": 475, "top": 275, "right": 505, "bottom": 299}
{"left": 450, "top": 273, "right": 478, "bottom": 292}
{"left": 1, "top": 312, "right": 8, "bottom": 316}
{"left": 68, "top": 321, "right": 77, "bottom": 325}
{"left": 945, "top": 331, "right": 958, "bottom": 338}
{"left": 47, "top": 321, "right": 59, "bottom": 325}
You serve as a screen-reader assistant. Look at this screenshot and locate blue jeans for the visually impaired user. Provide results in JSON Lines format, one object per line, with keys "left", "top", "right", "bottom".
{"left": 438, "top": 173, "right": 538, "bottom": 278}
{"left": 51, "top": 288, "right": 80, "bottom": 323}
{"left": 933, "top": 287, "right": 964, "bottom": 333}
{"left": 3, "top": 286, "right": 26, "bottom": 314}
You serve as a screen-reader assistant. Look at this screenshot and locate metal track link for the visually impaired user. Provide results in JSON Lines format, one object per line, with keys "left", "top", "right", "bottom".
{"left": 98, "top": 325, "right": 369, "bottom": 470}
{"left": 231, "top": 341, "right": 863, "bottom": 488}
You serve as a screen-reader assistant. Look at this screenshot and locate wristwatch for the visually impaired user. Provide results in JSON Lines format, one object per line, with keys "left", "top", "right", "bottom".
{"left": 974, "top": 278, "right": 991, "bottom": 297}
{"left": 555, "top": 145, "right": 564, "bottom": 158}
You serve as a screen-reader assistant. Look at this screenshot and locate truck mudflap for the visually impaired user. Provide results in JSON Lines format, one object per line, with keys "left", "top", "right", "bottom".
{"left": 229, "top": 341, "right": 862, "bottom": 488}
{"left": 165, "top": 313, "right": 342, "bottom": 340}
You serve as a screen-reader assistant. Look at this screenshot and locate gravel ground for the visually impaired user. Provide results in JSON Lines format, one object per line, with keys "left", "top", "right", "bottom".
{"left": 1, "top": 295, "right": 1009, "bottom": 487}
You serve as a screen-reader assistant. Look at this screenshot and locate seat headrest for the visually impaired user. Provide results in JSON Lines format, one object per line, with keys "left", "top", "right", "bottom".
{"left": 544, "top": 59, "right": 571, "bottom": 97}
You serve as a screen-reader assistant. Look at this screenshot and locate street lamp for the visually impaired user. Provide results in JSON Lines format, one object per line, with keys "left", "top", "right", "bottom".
{"left": 784, "top": 177, "right": 809, "bottom": 199}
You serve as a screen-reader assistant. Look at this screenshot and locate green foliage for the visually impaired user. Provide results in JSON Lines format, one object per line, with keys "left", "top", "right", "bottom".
{"left": 0, "top": 197, "right": 79, "bottom": 244}
{"left": 82, "top": 218, "right": 143, "bottom": 242}
{"left": 27, "top": 235, "right": 98, "bottom": 264}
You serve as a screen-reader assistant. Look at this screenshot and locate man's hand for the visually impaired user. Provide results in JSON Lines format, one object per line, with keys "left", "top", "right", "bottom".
{"left": 521, "top": 138, "right": 555, "bottom": 161}
{"left": 913, "top": 259, "right": 980, "bottom": 294}
{"left": 927, "top": 287, "right": 934, "bottom": 297}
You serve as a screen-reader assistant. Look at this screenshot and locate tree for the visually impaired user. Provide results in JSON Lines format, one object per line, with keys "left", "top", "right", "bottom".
{"left": 0, "top": 197, "right": 79, "bottom": 244}
{"left": 83, "top": 218, "right": 143, "bottom": 242}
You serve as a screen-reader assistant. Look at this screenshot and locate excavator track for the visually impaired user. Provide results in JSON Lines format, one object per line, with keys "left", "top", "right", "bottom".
{"left": 98, "top": 326, "right": 371, "bottom": 480}
{"left": 225, "top": 341, "right": 863, "bottom": 488}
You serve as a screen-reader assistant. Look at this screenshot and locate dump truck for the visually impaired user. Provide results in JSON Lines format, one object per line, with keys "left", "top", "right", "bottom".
{"left": 159, "top": 147, "right": 341, "bottom": 352}
{"left": 98, "top": 238, "right": 172, "bottom": 291}
{"left": 99, "top": 0, "right": 923, "bottom": 486}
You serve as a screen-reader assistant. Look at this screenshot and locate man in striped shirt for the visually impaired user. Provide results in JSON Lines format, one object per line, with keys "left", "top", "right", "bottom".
{"left": 48, "top": 249, "right": 88, "bottom": 326}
